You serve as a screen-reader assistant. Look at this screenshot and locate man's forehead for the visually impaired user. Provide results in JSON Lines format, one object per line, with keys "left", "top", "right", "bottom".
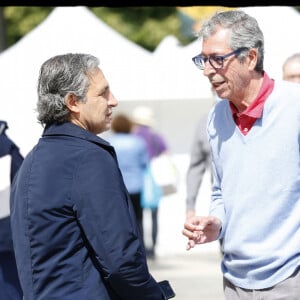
{"left": 201, "top": 28, "right": 231, "bottom": 52}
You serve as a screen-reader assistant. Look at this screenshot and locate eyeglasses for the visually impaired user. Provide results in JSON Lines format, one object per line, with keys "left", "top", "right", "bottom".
{"left": 192, "top": 47, "right": 248, "bottom": 70}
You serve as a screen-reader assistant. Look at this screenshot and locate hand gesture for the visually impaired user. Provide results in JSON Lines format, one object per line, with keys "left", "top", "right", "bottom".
{"left": 182, "top": 216, "right": 222, "bottom": 250}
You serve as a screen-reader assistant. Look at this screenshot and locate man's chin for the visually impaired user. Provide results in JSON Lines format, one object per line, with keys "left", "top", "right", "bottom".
{"left": 93, "top": 124, "right": 109, "bottom": 135}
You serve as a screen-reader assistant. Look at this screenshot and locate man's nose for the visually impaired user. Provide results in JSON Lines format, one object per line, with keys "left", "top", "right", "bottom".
{"left": 109, "top": 93, "right": 118, "bottom": 107}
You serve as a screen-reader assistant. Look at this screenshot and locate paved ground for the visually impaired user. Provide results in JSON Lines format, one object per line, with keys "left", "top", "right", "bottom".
{"left": 148, "top": 250, "right": 224, "bottom": 300}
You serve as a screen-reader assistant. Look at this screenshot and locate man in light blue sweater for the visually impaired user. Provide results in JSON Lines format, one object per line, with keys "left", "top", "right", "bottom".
{"left": 182, "top": 9, "right": 300, "bottom": 299}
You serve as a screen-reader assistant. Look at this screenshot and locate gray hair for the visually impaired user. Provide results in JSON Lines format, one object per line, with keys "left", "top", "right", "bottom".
{"left": 37, "top": 53, "right": 100, "bottom": 126}
{"left": 198, "top": 10, "right": 264, "bottom": 72}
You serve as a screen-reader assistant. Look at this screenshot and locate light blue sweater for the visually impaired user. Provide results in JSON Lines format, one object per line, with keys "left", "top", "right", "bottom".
{"left": 207, "top": 80, "right": 300, "bottom": 289}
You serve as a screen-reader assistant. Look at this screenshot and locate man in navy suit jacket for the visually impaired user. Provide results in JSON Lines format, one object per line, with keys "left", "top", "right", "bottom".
{"left": 10, "top": 54, "right": 167, "bottom": 299}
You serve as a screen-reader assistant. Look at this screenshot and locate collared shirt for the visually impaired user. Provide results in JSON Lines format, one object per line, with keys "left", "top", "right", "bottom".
{"left": 230, "top": 72, "right": 275, "bottom": 135}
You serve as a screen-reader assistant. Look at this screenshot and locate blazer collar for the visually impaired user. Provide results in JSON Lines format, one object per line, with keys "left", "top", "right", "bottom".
{"left": 42, "top": 122, "right": 112, "bottom": 149}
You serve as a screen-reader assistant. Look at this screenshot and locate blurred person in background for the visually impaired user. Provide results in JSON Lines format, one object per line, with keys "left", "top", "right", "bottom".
{"left": 109, "top": 113, "right": 149, "bottom": 239}
{"left": 185, "top": 113, "right": 211, "bottom": 221}
{"left": 0, "top": 120, "right": 23, "bottom": 299}
{"left": 185, "top": 88, "right": 222, "bottom": 221}
{"left": 132, "top": 106, "right": 168, "bottom": 259}
{"left": 282, "top": 52, "right": 300, "bottom": 83}
{"left": 10, "top": 53, "right": 167, "bottom": 299}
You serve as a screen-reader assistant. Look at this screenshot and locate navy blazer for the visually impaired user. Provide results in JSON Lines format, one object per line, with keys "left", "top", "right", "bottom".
{"left": 10, "top": 122, "right": 165, "bottom": 300}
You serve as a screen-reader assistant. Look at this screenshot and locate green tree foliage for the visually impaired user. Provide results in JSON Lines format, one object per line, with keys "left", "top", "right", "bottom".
{"left": 2, "top": 6, "right": 195, "bottom": 52}
{"left": 4, "top": 7, "right": 53, "bottom": 46}
{"left": 5, "top": 6, "right": 300, "bottom": 52}
{"left": 0, "top": 7, "right": 6, "bottom": 50}
{"left": 90, "top": 7, "right": 194, "bottom": 51}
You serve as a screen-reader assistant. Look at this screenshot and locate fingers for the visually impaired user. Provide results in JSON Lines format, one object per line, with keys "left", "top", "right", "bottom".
{"left": 183, "top": 216, "right": 219, "bottom": 250}
{"left": 186, "top": 239, "right": 195, "bottom": 250}
{"left": 182, "top": 227, "right": 193, "bottom": 239}
{"left": 182, "top": 217, "right": 205, "bottom": 251}
{"left": 182, "top": 227, "right": 203, "bottom": 239}
{"left": 185, "top": 231, "right": 207, "bottom": 250}
{"left": 184, "top": 218, "right": 204, "bottom": 232}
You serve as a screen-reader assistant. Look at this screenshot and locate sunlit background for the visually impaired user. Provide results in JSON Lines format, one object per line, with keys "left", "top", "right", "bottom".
{"left": 1, "top": 6, "right": 300, "bottom": 299}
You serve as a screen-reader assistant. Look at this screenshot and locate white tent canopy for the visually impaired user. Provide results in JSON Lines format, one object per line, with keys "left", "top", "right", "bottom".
{"left": 0, "top": 6, "right": 153, "bottom": 155}
{"left": 1, "top": 6, "right": 300, "bottom": 156}
{"left": 148, "top": 35, "right": 212, "bottom": 101}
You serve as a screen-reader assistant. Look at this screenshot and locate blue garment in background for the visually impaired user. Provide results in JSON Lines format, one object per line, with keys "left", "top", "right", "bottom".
{"left": 108, "top": 133, "right": 148, "bottom": 194}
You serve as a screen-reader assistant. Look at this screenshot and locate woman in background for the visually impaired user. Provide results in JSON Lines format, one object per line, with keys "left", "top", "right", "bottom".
{"left": 132, "top": 106, "right": 168, "bottom": 259}
{"left": 109, "top": 113, "right": 148, "bottom": 238}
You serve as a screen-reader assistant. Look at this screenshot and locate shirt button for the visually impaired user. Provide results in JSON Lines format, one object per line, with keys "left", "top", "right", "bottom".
{"left": 243, "top": 128, "right": 248, "bottom": 132}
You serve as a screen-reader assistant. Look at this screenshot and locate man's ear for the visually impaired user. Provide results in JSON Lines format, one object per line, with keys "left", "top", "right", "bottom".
{"left": 248, "top": 48, "right": 258, "bottom": 71}
{"left": 65, "top": 93, "right": 80, "bottom": 113}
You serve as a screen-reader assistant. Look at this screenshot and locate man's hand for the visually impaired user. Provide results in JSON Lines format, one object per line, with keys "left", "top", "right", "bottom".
{"left": 182, "top": 216, "right": 222, "bottom": 250}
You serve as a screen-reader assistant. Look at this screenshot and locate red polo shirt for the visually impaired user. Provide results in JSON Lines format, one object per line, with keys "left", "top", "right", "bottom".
{"left": 229, "top": 72, "right": 274, "bottom": 135}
